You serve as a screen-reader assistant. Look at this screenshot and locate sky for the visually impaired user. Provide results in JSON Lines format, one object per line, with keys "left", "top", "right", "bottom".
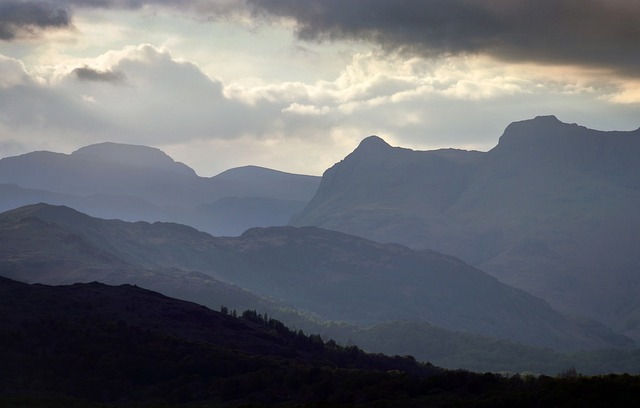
{"left": 0, "top": 0, "right": 639, "bottom": 176}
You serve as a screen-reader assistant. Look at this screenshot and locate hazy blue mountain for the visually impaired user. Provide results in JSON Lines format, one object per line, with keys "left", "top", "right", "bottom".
{"left": 189, "top": 196, "right": 309, "bottom": 236}
{"left": 0, "top": 144, "right": 202, "bottom": 205}
{"left": 210, "top": 165, "right": 321, "bottom": 201}
{"left": 0, "top": 142, "right": 320, "bottom": 235}
{"left": 0, "top": 203, "right": 631, "bottom": 352}
{"left": 290, "top": 135, "right": 482, "bottom": 257}
{"left": 0, "top": 183, "right": 169, "bottom": 222}
{"left": 73, "top": 142, "right": 198, "bottom": 176}
{"left": 292, "top": 116, "right": 640, "bottom": 340}
{"left": 322, "top": 320, "right": 640, "bottom": 376}
{"left": 0, "top": 202, "right": 315, "bottom": 329}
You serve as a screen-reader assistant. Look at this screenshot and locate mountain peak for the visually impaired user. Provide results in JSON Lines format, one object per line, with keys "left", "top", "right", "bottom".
{"left": 72, "top": 142, "right": 196, "bottom": 176}
{"left": 3, "top": 202, "right": 91, "bottom": 224}
{"left": 493, "top": 115, "right": 586, "bottom": 152}
{"left": 531, "top": 114, "right": 561, "bottom": 123}
{"left": 506, "top": 115, "right": 570, "bottom": 133}
{"left": 214, "top": 165, "right": 317, "bottom": 182}
{"left": 357, "top": 135, "right": 391, "bottom": 150}
{"left": 346, "top": 136, "right": 393, "bottom": 161}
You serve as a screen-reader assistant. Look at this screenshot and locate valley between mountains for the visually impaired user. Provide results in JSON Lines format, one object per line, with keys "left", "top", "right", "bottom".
{"left": 1, "top": 115, "right": 640, "bottom": 378}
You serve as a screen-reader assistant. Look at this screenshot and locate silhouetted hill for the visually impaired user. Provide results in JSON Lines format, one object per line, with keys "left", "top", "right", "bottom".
{"left": 0, "top": 276, "right": 447, "bottom": 406}
{"left": 0, "top": 143, "right": 320, "bottom": 236}
{"left": 3, "top": 278, "right": 640, "bottom": 407}
{"left": 292, "top": 116, "right": 640, "bottom": 340}
{"left": 0, "top": 203, "right": 631, "bottom": 352}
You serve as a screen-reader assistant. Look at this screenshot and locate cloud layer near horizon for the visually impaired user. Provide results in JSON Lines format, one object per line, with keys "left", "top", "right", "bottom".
{"left": 2, "top": 41, "right": 637, "bottom": 175}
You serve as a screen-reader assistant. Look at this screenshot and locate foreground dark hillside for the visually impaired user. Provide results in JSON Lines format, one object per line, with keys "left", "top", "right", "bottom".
{"left": 0, "top": 277, "right": 433, "bottom": 406}
{"left": 2, "top": 277, "right": 640, "bottom": 408}
{"left": 0, "top": 203, "right": 630, "bottom": 352}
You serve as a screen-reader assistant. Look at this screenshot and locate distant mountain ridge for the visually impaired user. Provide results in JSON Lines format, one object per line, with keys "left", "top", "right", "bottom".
{"left": 72, "top": 142, "right": 197, "bottom": 176}
{"left": 0, "top": 203, "right": 632, "bottom": 352}
{"left": 292, "top": 116, "right": 640, "bottom": 340}
{"left": 0, "top": 143, "right": 321, "bottom": 236}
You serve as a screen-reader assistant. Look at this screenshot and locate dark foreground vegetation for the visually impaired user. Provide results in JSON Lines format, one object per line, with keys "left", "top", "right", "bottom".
{"left": 1, "top": 277, "right": 640, "bottom": 407}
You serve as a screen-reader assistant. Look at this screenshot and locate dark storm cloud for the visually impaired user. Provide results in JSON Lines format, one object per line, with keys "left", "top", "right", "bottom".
{"left": 4, "top": 0, "right": 638, "bottom": 75}
{"left": 0, "top": 1, "right": 71, "bottom": 40}
{"left": 0, "top": 1, "right": 246, "bottom": 41}
{"left": 248, "top": 0, "right": 640, "bottom": 75}
{"left": 65, "top": 0, "right": 247, "bottom": 13}
{"left": 72, "top": 66, "right": 125, "bottom": 83}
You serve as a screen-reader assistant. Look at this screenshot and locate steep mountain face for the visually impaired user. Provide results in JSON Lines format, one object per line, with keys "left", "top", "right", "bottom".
{"left": 0, "top": 143, "right": 320, "bottom": 235}
{"left": 0, "top": 203, "right": 631, "bottom": 351}
{"left": 292, "top": 116, "right": 640, "bottom": 339}
{"left": 291, "top": 136, "right": 483, "bottom": 257}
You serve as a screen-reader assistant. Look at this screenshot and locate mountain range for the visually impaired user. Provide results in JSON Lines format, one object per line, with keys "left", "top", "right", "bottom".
{"left": 292, "top": 115, "right": 640, "bottom": 340}
{"left": 0, "top": 142, "right": 320, "bottom": 236}
{"left": 1, "top": 115, "right": 639, "bottom": 375}
{"left": 0, "top": 203, "right": 631, "bottom": 353}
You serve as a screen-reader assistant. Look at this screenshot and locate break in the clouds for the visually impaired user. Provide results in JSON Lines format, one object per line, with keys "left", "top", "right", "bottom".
{"left": 250, "top": 0, "right": 640, "bottom": 76}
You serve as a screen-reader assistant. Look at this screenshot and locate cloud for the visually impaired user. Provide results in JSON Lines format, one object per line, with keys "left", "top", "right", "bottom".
{"left": 223, "top": 49, "right": 640, "bottom": 152}
{"left": 0, "top": 1, "right": 252, "bottom": 41}
{"left": 72, "top": 66, "right": 125, "bottom": 83}
{"left": 282, "top": 103, "right": 330, "bottom": 116}
{"left": 248, "top": 0, "right": 640, "bottom": 76}
{"left": 2, "top": 40, "right": 638, "bottom": 176}
{"left": 0, "top": 1, "right": 71, "bottom": 40}
{"left": 0, "top": 54, "right": 31, "bottom": 88}
{"left": 59, "top": 45, "right": 267, "bottom": 144}
{"left": 0, "top": 45, "right": 279, "bottom": 151}
{"left": 6, "top": 0, "right": 639, "bottom": 79}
